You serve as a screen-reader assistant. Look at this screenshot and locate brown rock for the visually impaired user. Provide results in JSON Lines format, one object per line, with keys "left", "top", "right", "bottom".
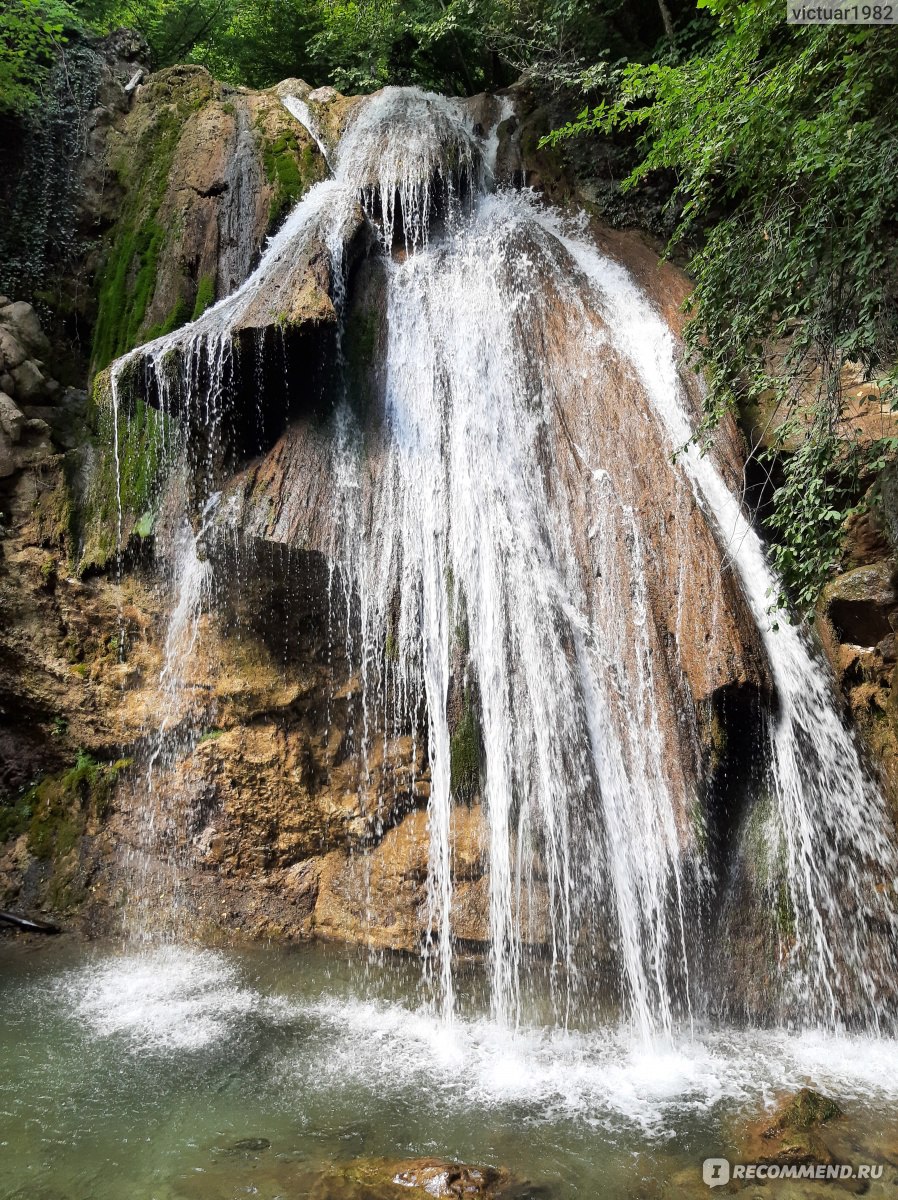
{"left": 823, "top": 561, "right": 897, "bottom": 647}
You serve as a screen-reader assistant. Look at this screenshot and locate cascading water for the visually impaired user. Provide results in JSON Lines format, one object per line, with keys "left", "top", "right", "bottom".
{"left": 108, "top": 85, "right": 898, "bottom": 1039}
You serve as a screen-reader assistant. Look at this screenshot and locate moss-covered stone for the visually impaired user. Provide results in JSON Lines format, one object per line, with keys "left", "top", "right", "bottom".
{"left": 0, "top": 753, "right": 131, "bottom": 859}
{"left": 763, "top": 1088, "right": 844, "bottom": 1137}
{"left": 450, "top": 691, "right": 481, "bottom": 800}
{"left": 91, "top": 71, "right": 215, "bottom": 372}
{"left": 261, "top": 127, "right": 317, "bottom": 230}
{"left": 191, "top": 274, "right": 216, "bottom": 320}
{"left": 71, "top": 371, "right": 171, "bottom": 572}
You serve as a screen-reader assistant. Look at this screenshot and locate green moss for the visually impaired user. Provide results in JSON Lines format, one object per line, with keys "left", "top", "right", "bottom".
{"left": 92, "top": 216, "right": 168, "bottom": 370}
{"left": 91, "top": 100, "right": 198, "bottom": 372}
{"left": 774, "top": 882, "right": 796, "bottom": 938}
{"left": 767, "top": 1088, "right": 843, "bottom": 1134}
{"left": 198, "top": 727, "right": 225, "bottom": 744}
{"left": 742, "top": 792, "right": 777, "bottom": 891}
{"left": 450, "top": 692, "right": 481, "bottom": 800}
{"left": 133, "top": 509, "right": 155, "bottom": 539}
{"left": 144, "top": 296, "right": 190, "bottom": 343}
{"left": 0, "top": 753, "right": 131, "bottom": 860}
{"left": 40, "top": 555, "right": 57, "bottom": 586}
{"left": 72, "top": 374, "right": 170, "bottom": 572}
{"left": 263, "top": 129, "right": 304, "bottom": 227}
{"left": 259, "top": 125, "right": 321, "bottom": 232}
{"left": 191, "top": 274, "right": 216, "bottom": 320}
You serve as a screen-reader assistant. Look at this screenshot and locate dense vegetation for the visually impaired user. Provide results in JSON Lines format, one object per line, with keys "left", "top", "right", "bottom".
{"left": 547, "top": 0, "right": 898, "bottom": 608}
{"left": 1, "top": 0, "right": 896, "bottom": 607}
{"left": 1, "top": 0, "right": 675, "bottom": 106}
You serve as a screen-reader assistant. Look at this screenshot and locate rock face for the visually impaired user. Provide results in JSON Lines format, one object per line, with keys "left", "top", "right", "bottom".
{"left": 89, "top": 64, "right": 330, "bottom": 373}
{"left": 0, "top": 64, "right": 890, "bottom": 1004}
{"left": 817, "top": 509, "right": 898, "bottom": 814}
{"left": 0, "top": 77, "right": 774, "bottom": 959}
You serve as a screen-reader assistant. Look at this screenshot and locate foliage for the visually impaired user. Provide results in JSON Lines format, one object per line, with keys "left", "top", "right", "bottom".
{"left": 545, "top": 0, "right": 898, "bottom": 607}
{"left": 70, "top": 0, "right": 677, "bottom": 95}
{"left": 75, "top": 0, "right": 234, "bottom": 69}
{"left": 0, "top": 0, "right": 76, "bottom": 113}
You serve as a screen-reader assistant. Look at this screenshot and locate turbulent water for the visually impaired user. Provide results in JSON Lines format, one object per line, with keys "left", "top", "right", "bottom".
{"left": 107, "top": 85, "right": 898, "bottom": 1041}
{"left": 6, "top": 940, "right": 898, "bottom": 1200}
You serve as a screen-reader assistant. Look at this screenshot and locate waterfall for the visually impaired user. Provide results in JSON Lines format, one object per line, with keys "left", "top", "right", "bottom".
{"left": 108, "top": 86, "right": 898, "bottom": 1037}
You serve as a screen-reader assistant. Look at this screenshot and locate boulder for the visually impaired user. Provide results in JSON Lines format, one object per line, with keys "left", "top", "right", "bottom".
{"left": 10, "top": 359, "right": 47, "bottom": 403}
{"left": 0, "top": 301, "right": 50, "bottom": 357}
{"left": 341, "top": 1157, "right": 528, "bottom": 1200}
{"left": 762, "top": 1088, "right": 844, "bottom": 1137}
{"left": 0, "top": 393, "right": 25, "bottom": 443}
{"left": 823, "top": 561, "right": 897, "bottom": 646}
{"left": 0, "top": 327, "right": 27, "bottom": 372}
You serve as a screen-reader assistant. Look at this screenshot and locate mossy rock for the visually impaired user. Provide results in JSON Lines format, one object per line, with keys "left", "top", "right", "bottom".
{"left": 70, "top": 370, "right": 171, "bottom": 572}
{"left": 0, "top": 754, "right": 131, "bottom": 860}
{"left": 450, "top": 693, "right": 481, "bottom": 800}
{"left": 763, "top": 1088, "right": 844, "bottom": 1137}
{"left": 90, "top": 70, "right": 217, "bottom": 372}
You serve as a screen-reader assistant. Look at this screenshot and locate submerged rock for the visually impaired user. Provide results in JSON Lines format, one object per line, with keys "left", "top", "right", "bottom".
{"left": 733, "top": 1088, "right": 867, "bottom": 1195}
{"left": 762, "top": 1087, "right": 844, "bottom": 1137}
{"left": 226, "top": 1135, "right": 271, "bottom": 1153}
{"left": 341, "top": 1157, "right": 532, "bottom": 1200}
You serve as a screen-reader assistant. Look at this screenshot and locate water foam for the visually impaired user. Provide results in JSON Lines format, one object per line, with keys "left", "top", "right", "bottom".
{"left": 55, "top": 947, "right": 287, "bottom": 1053}
{"left": 291, "top": 994, "right": 898, "bottom": 1134}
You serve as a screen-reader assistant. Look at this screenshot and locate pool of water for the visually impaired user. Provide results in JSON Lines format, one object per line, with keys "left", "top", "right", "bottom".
{"left": 3, "top": 938, "right": 898, "bottom": 1200}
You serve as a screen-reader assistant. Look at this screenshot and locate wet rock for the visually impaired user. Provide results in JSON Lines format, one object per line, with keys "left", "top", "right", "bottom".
{"left": 762, "top": 1088, "right": 844, "bottom": 1136}
{"left": 735, "top": 1089, "right": 869, "bottom": 1193}
{"left": 228, "top": 1136, "right": 271, "bottom": 1152}
{"left": 342, "top": 1157, "right": 526, "bottom": 1200}
{"left": 823, "top": 562, "right": 897, "bottom": 646}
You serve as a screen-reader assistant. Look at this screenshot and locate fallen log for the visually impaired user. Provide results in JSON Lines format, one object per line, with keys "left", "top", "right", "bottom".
{"left": 0, "top": 910, "right": 60, "bottom": 934}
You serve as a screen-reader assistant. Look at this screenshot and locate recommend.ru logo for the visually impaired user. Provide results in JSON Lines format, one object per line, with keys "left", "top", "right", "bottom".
{"left": 703, "top": 1157, "right": 883, "bottom": 1187}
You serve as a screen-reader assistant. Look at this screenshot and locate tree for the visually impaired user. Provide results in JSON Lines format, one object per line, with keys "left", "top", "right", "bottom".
{"left": 0, "top": 0, "right": 75, "bottom": 112}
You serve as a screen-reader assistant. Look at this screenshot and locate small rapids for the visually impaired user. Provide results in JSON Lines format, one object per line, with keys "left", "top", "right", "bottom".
{"left": 105, "top": 84, "right": 898, "bottom": 1042}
